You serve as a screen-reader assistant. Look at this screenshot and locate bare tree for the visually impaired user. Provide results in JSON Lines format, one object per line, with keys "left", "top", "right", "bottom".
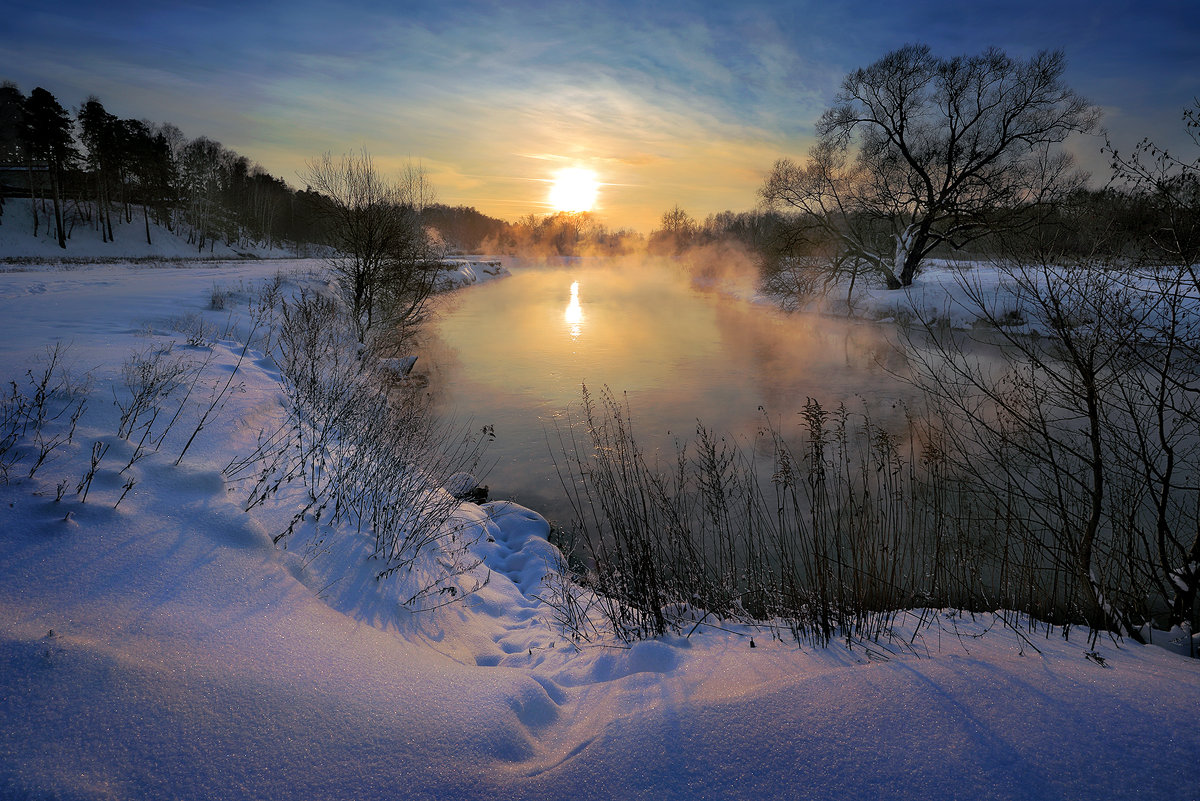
{"left": 908, "top": 259, "right": 1143, "bottom": 635}
{"left": 762, "top": 45, "right": 1099, "bottom": 289}
{"left": 1103, "top": 102, "right": 1200, "bottom": 634}
{"left": 300, "top": 150, "right": 443, "bottom": 345}
{"left": 649, "top": 204, "right": 697, "bottom": 255}
{"left": 901, "top": 223, "right": 1200, "bottom": 644}
{"left": 1104, "top": 98, "right": 1200, "bottom": 272}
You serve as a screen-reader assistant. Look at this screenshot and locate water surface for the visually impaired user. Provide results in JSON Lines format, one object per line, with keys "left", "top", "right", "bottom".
{"left": 421, "top": 259, "right": 916, "bottom": 522}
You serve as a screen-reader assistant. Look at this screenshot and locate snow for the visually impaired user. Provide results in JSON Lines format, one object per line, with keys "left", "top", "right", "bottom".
{"left": 2, "top": 220, "right": 1198, "bottom": 800}
{"left": 437, "top": 257, "right": 512, "bottom": 289}
{"left": 0, "top": 199, "right": 286, "bottom": 259}
{"left": 845, "top": 258, "right": 1041, "bottom": 329}
{"left": 773, "top": 257, "right": 1200, "bottom": 341}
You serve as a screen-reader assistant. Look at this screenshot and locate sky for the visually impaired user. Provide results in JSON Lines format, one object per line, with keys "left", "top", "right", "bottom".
{"left": 3, "top": 0, "right": 1199, "bottom": 231}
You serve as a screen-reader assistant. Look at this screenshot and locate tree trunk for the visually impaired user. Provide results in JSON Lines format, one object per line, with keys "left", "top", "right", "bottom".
{"left": 101, "top": 177, "right": 111, "bottom": 243}
{"left": 896, "top": 223, "right": 928, "bottom": 287}
{"left": 899, "top": 248, "right": 922, "bottom": 287}
{"left": 26, "top": 164, "right": 37, "bottom": 238}
{"left": 50, "top": 167, "right": 65, "bottom": 249}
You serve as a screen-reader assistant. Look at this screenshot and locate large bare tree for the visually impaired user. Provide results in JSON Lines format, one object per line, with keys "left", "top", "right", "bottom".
{"left": 762, "top": 45, "right": 1099, "bottom": 288}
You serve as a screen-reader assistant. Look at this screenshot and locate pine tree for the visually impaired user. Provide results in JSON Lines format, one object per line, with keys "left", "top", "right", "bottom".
{"left": 25, "top": 88, "right": 78, "bottom": 248}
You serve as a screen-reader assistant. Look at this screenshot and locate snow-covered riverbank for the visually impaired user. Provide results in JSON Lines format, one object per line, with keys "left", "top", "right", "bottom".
{"left": 1, "top": 256, "right": 1197, "bottom": 801}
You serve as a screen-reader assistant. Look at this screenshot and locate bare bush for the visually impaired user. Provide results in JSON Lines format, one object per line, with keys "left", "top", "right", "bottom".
{"left": 229, "top": 285, "right": 492, "bottom": 602}
{"left": 551, "top": 386, "right": 980, "bottom": 646}
{"left": 76, "top": 441, "right": 109, "bottom": 502}
{"left": 548, "top": 368, "right": 1200, "bottom": 651}
{"left": 115, "top": 344, "right": 192, "bottom": 440}
{"left": 0, "top": 344, "right": 88, "bottom": 483}
{"left": 532, "top": 548, "right": 601, "bottom": 646}
{"left": 209, "top": 283, "right": 231, "bottom": 311}
{"left": 171, "top": 312, "right": 216, "bottom": 348}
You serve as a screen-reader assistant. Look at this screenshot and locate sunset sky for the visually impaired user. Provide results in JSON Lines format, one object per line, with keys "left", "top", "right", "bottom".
{"left": 3, "top": 0, "right": 1198, "bottom": 231}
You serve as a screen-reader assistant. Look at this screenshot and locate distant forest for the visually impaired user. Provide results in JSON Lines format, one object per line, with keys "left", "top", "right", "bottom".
{"left": 0, "top": 82, "right": 514, "bottom": 254}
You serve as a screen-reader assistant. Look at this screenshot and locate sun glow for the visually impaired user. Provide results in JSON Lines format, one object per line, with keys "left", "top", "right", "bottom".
{"left": 549, "top": 168, "right": 599, "bottom": 213}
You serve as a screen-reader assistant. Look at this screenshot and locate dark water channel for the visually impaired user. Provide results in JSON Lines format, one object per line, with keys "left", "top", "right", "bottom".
{"left": 421, "top": 258, "right": 922, "bottom": 524}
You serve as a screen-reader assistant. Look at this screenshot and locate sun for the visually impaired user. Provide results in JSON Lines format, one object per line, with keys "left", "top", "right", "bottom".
{"left": 549, "top": 167, "right": 599, "bottom": 213}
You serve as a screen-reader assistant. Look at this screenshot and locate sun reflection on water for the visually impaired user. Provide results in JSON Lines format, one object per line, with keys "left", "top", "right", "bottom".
{"left": 565, "top": 280, "right": 583, "bottom": 338}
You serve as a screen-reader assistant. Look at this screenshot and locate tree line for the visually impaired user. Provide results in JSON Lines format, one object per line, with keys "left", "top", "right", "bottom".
{"left": 0, "top": 82, "right": 511, "bottom": 255}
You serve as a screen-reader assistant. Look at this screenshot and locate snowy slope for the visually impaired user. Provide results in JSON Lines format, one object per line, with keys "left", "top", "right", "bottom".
{"left": 0, "top": 258, "right": 1197, "bottom": 801}
{"left": 0, "top": 199, "right": 288, "bottom": 259}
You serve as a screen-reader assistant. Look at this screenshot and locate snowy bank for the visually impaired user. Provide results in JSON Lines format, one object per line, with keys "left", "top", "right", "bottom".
{"left": 436, "top": 257, "right": 512, "bottom": 290}
{"left": 0, "top": 258, "right": 1197, "bottom": 801}
{"left": 762, "top": 257, "right": 1200, "bottom": 339}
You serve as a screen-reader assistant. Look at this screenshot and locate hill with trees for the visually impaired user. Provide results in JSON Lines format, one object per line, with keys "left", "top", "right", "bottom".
{"left": 0, "top": 82, "right": 509, "bottom": 257}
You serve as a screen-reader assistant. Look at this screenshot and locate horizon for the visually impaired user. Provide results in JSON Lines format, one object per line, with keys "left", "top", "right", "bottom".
{"left": 3, "top": 0, "right": 1199, "bottom": 232}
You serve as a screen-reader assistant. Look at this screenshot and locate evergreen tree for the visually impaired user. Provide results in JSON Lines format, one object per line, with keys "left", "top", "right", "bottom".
{"left": 77, "top": 96, "right": 119, "bottom": 241}
{"left": 0, "top": 83, "right": 32, "bottom": 231}
{"left": 25, "top": 87, "right": 78, "bottom": 248}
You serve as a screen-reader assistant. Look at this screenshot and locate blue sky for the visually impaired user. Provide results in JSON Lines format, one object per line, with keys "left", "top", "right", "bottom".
{"left": 3, "top": 0, "right": 1197, "bottom": 230}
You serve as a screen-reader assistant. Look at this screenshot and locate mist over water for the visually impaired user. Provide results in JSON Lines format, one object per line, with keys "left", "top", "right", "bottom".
{"left": 421, "top": 256, "right": 919, "bottom": 522}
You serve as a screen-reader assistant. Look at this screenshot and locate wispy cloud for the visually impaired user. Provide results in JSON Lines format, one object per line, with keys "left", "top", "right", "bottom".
{"left": 3, "top": 0, "right": 1197, "bottom": 229}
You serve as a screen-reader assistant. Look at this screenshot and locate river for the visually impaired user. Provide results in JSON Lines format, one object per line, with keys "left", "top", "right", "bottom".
{"left": 421, "top": 257, "right": 920, "bottom": 523}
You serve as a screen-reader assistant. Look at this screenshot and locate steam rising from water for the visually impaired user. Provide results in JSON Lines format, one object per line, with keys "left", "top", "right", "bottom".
{"left": 423, "top": 256, "right": 917, "bottom": 517}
